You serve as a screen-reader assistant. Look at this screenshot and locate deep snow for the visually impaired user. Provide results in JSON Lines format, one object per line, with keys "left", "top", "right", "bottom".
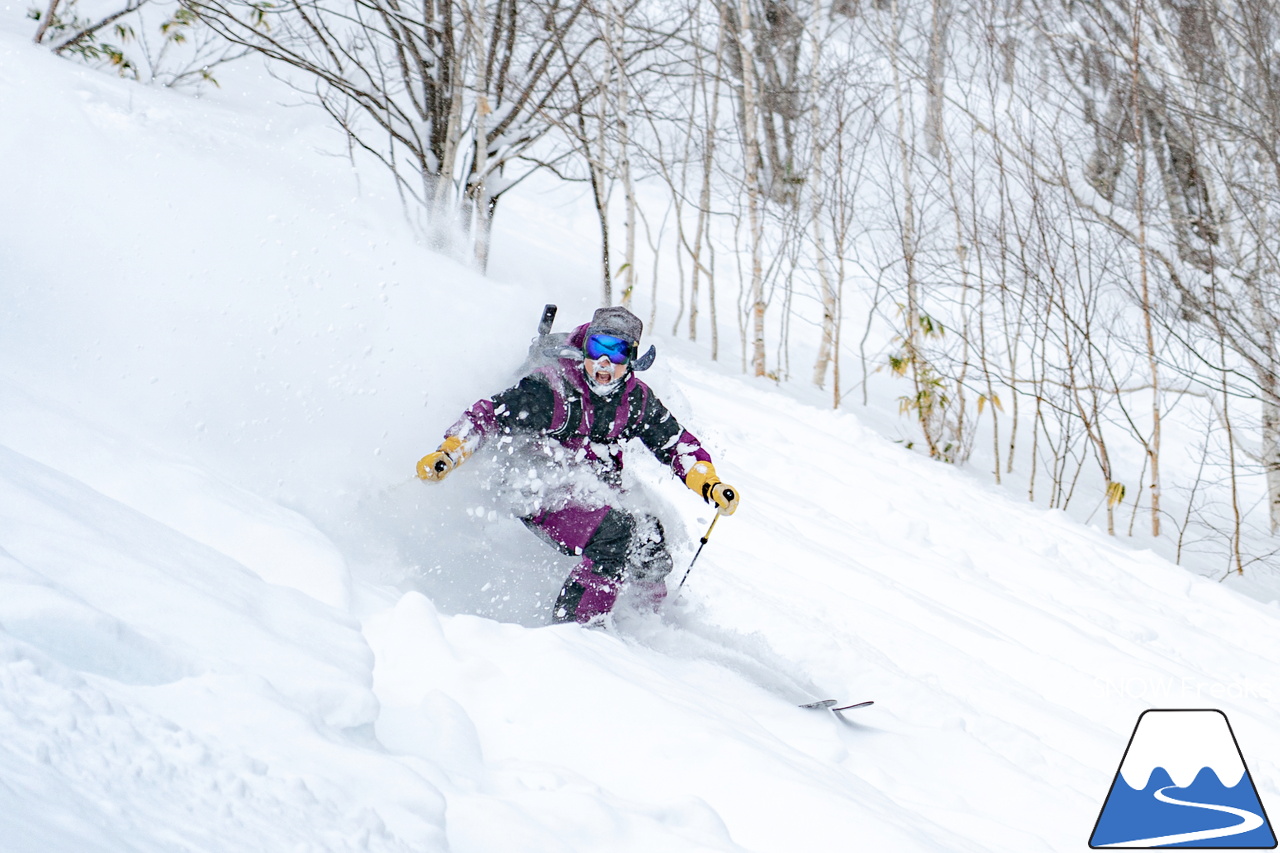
{"left": 2, "top": 20, "right": 1279, "bottom": 853}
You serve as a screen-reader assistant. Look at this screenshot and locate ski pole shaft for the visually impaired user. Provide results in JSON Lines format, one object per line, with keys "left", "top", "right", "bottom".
{"left": 676, "top": 513, "right": 720, "bottom": 592}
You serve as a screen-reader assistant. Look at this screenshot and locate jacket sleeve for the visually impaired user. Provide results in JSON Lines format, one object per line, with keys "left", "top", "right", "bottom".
{"left": 444, "top": 375, "right": 557, "bottom": 449}
{"left": 632, "top": 389, "right": 713, "bottom": 481}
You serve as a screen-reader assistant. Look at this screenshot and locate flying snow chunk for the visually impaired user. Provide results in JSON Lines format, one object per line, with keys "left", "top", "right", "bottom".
{"left": 1090, "top": 709, "right": 1277, "bottom": 848}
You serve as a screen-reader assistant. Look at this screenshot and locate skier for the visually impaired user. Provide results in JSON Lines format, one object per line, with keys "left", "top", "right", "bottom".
{"left": 416, "top": 306, "right": 739, "bottom": 624}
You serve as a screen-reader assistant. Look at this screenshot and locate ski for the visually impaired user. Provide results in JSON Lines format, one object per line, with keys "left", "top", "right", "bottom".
{"left": 834, "top": 701, "right": 874, "bottom": 712}
{"left": 799, "top": 699, "right": 874, "bottom": 713}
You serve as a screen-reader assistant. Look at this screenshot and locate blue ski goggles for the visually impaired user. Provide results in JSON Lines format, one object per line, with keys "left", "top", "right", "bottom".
{"left": 584, "top": 333, "right": 635, "bottom": 365}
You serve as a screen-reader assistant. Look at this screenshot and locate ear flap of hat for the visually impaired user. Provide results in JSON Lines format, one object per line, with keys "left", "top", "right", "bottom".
{"left": 632, "top": 344, "right": 656, "bottom": 371}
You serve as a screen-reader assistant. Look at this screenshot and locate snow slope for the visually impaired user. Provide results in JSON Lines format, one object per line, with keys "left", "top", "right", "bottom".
{"left": 3, "top": 23, "right": 1279, "bottom": 852}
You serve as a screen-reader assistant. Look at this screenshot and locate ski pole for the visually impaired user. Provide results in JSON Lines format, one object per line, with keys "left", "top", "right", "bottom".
{"left": 676, "top": 501, "right": 731, "bottom": 592}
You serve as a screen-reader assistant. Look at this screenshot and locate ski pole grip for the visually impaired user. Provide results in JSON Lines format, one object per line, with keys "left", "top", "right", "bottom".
{"left": 434, "top": 458, "right": 449, "bottom": 473}
{"left": 715, "top": 488, "right": 735, "bottom": 515}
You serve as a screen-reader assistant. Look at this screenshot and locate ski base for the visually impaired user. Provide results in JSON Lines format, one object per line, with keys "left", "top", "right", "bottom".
{"left": 799, "top": 699, "right": 874, "bottom": 712}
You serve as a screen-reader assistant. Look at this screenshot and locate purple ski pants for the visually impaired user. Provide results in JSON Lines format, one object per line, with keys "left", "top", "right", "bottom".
{"left": 522, "top": 504, "right": 670, "bottom": 623}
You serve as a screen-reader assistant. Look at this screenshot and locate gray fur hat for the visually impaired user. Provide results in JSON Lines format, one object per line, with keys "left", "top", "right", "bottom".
{"left": 585, "top": 306, "right": 643, "bottom": 344}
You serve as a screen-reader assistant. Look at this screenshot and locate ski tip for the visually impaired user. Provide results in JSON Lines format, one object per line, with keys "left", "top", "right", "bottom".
{"left": 833, "top": 700, "right": 875, "bottom": 712}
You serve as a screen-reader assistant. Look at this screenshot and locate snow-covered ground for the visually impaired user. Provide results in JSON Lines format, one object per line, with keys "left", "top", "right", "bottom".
{"left": 3, "top": 23, "right": 1279, "bottom": 852}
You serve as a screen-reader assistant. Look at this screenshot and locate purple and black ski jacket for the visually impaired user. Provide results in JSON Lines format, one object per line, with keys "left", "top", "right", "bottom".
{"left": 446, "top": 324, "right": 712, "bottom": 489}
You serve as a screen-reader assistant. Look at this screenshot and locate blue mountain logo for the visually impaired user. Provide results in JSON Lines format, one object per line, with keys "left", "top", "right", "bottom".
{"left": 1091, "top": 709, "right": 1276, "bottom": 848}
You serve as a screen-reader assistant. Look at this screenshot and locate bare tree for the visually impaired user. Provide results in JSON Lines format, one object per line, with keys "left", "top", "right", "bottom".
{"left": 34, "top": 0, "right": 244, "bottom": 86}
{"left": 187, "top": 0, "right": 598, "bottom": 269}
{"left": 1038, "top": 0, "right": 1280, "bottom": 537}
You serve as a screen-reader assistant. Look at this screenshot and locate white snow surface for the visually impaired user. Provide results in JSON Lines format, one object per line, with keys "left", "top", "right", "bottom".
{"left": 2, "top": 23, "right": 1279, "bottom": 853}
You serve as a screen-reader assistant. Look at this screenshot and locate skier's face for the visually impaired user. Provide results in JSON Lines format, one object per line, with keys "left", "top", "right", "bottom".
{"left": 584, "top": 354, "right": 627, "bottom": 388}
{"left": 582, "top": 333, "right": 633, "bottom": 389}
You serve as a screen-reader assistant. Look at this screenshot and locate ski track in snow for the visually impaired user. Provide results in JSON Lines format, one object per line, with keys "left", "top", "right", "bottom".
{"left": 1, "top": 18, "right": 1279, "bottom": 851}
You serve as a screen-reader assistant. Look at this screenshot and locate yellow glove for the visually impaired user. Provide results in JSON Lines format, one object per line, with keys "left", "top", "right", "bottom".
{"left": 708, "top": 482, "right": 739, "bottom": 515}
{"left": 684, "top": 461, "right": 739, "bottom": 515}
{"left": 416, "top": 435, "right": 469, "bottom": 482}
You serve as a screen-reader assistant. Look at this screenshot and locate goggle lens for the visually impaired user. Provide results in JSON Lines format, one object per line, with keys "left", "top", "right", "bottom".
{"left": 584, "top": 334, "right": 633, "bottom": 365}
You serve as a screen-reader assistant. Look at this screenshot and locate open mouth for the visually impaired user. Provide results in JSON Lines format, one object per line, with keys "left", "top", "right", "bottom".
{"left": 594, "top": 368, "right": 615, "bottom": 384}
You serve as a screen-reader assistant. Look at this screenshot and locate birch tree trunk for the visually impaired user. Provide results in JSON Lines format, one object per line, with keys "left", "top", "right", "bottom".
{"left": 1129, "top": 0, "right": 1160, "bottom": 536}
{"left": 690, "top": 13, "right": 725, "bottom": 344}
{"left": 467, "top": 1, "right": 491, "bottom": 269}
{"left": 811, "top": 136, "right": 837, "bottom": 388}
{"left": 433, "top": 8, "right": 467, "bottom": 248}
{"left": 472, "top": 96, "right": 493, "bottom": 269}
{"left": 886, "top": 0, "right": 936, "bottom": 455}
{"left": 808, "top": 0, "right": 836, "bottom": 388}
{"left": 607, "top": 1, "right": 637, "bottom": 308}
{"left": 924, "top": 0, "right": 948, "bottom": 158}
{"left": 1248, "top": 278, "right": 1280, "bottom": 534}
{"left": 1258, "top": 388, "right": 1280, "bottom": 534}
{"left": 730, "top": 0, "right": 768, "bottom": 376}
{"left": 593, "top": 82, "right": 613, "bottom": 304}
